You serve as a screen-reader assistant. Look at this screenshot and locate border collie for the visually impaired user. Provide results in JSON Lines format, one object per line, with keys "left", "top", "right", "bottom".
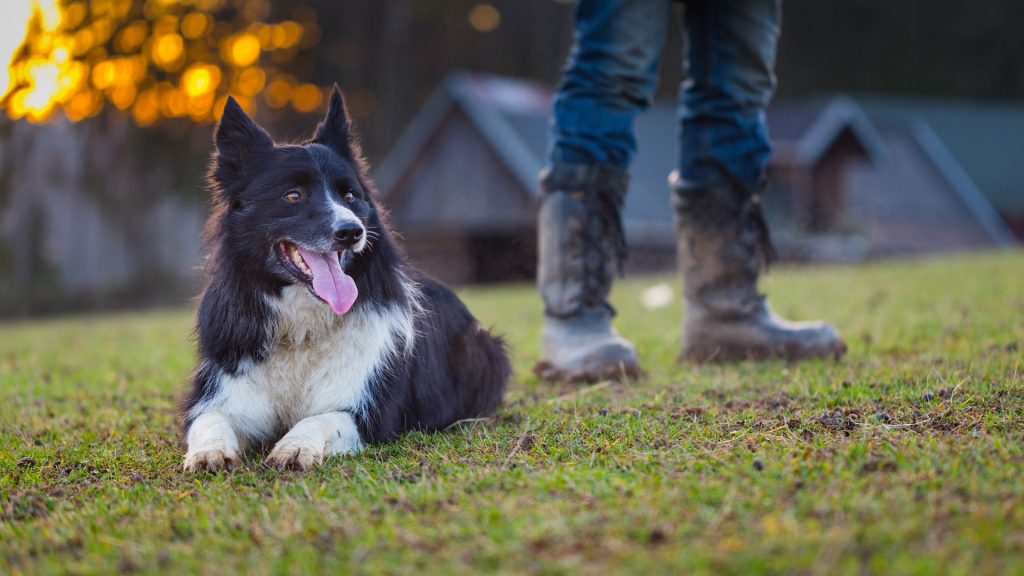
{"left": 182, "top": 87, "right": 510, "bottom": 472}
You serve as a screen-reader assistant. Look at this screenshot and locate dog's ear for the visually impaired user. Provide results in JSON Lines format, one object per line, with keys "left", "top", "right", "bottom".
{"left": 214, "top": 96, "right": 273, "bottom": 178}
{"left": 312, "top": 84, "right": 357, "bottom": 160}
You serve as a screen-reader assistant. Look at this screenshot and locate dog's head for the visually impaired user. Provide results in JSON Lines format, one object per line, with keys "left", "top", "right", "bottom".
{"left": 209, "top": 86, "right": 375, "bottom": 316}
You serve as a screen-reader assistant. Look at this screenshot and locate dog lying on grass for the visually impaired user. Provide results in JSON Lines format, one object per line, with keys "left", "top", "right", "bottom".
{"left": 182, "top": 87, "right": 510, "bottom": 472}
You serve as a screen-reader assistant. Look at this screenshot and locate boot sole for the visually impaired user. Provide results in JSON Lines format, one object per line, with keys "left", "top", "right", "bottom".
{"left": 679, "top": 338, "right": 847, "bottom": 364}
{"left": 534, "top": 359, "right": 645, "bottom": 384}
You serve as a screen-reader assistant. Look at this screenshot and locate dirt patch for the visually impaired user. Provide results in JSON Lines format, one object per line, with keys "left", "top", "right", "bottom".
{"left": 860, "top": 459, "right": 898, "bottom": 474}
{"left": 927, "top": 415, "right": 960, "bottom": 432}
{"left": 715, "top": 392, "right": 791, "bottom": 413}
{"left": 514, "top": 433, "right": 537, "bottom": 453}
{"left": 1, "top": 490, "right": 53, "bottom": 522}
{"left": 721, "top": 398, "right": 752, "bottom": 411}
{"left": 671, "top": 405, "right": 707, "bottom": 418}
{"left": 816, "top": 410, "right": 860, "bottom": 432}
{"left": 759, "top": 393, "right": 791, "bottom": 410}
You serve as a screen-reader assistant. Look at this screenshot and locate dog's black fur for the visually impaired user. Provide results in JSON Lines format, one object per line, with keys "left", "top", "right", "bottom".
{"left": 183, "top": 87, "right": 509, "bottom": 452}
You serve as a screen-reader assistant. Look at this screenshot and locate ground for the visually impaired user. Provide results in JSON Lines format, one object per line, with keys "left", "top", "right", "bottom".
{"left": 1, "top": 251, "right": 1022, "bottom": 575}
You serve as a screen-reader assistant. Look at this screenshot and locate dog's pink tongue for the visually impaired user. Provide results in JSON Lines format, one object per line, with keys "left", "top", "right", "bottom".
{"left": 298, "top": 249, "right": 357, "bottom": 316}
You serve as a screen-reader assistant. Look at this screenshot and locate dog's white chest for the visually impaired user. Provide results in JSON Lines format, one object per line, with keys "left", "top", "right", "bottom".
{"left": 200, "top": 286, "right": 412, "bottom": 442}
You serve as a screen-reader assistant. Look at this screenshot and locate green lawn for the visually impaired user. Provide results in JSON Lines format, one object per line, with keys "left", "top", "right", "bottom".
{"left": 2, "top": 251, "right": 1023, "bottom": 575}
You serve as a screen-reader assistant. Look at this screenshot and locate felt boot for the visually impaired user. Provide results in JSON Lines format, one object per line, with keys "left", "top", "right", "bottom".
{"left": 535, "top": 164, "right": 642, "bottom": 382}
{"left": 671, "top": 172, "right": 846, "bottom": 363}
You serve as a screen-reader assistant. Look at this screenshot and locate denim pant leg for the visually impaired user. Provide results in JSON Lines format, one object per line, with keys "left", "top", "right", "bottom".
{"left": 679, "top": 0, "right": 781, "bottom": 186}
{"left": 548, "top": 0, "right": 672, "bottom": 169}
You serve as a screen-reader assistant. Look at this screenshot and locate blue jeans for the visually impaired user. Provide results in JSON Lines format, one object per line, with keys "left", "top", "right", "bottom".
{"left": 548, "top": 0, "right": 781, "bottom": 186}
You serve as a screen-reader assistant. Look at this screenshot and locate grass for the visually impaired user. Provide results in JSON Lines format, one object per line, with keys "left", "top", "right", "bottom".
{"left": 1, "top": 251, "right": 1023, "bottom": 575}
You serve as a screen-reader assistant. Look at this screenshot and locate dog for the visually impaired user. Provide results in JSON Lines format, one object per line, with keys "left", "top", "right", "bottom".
{"left": 182, "top": 86, "right": 510, "bottom": 472}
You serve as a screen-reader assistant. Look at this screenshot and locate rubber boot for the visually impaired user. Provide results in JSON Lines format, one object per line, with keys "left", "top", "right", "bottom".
{"left": 671, "top": 172, "right": 846, "bottom": 363}
{"left": 534, "top": 164, "right": 642, "bottom": 383}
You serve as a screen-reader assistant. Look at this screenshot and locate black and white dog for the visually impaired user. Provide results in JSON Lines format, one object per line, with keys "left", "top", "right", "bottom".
{"left": 182, "top": 87, "right": 510, "bottom": 472}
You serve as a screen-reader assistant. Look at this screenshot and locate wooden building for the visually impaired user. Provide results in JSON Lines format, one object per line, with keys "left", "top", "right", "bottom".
{"left": 373, "top": 73, "right": 1017, "bottom": 284}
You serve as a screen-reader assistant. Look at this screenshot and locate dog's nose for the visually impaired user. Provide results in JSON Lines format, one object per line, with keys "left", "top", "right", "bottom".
{"left": 334, "top": 223, "right": 364, "bottom": 247}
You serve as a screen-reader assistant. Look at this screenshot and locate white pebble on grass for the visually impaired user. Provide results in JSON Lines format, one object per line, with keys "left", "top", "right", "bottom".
{"left": 641, "top": 283, "right": 673, "bottom": 310}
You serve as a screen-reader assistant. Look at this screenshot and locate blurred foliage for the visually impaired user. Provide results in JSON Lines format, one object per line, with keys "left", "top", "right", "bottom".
{"left": 1, "top": 0, "right": 327, "bottom": 125}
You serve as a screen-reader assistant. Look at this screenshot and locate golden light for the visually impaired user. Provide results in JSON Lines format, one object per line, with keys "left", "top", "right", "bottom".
{"left": 235, "top": 66, "right": 266, "bottom": 97}
{"left": 65, "top": 88, "right": 101, "bottom": 121}
{"left": 187, "top": 91, "right": 215, "bottom": 121}
{"left": 182, "top": 63, "right": 220, "bottom": 97}
{"left": 468, "top": 4, "right": 501, "bottom": 32}
{"left": 270, "top": 22, "right": 303, "bottom": 49}
{"left": 264, "top": 78, "right": 292, "bottom": 108}
{"left": 116, "top": 21, "right": 149, "bottom": 53}
{"left": 1, "top": 0, "right": 55, "bottom": 110}
{"left": 152, "top": 15, "right": 180, "bottom": 36}
{"left": 7, "top": 90, "right": 27, "bottom": 119}
{"left": 152, "top": 33, "right": 185, "bottom": 70}
{"left": 228, "top": 34, "right": 261, "bottom": 67}
{"left": 22, "top": 54, "right": 84, "bottom": 121}
{"left": 92, "top": 18, "right": 114, "bottom": 45}
{"left": 62, "top": 2, "right": 87, "bottom": 29}
{"left": 52, "top": 45, "right": 69, "bottom": 64}
{"left": 181, "top": 12, "right": 212, "bottom": 39}
{"left": 71, "top": 29, "right": 95, "bottom": 57}
{"left": 131, "top": 88, "right": 160, "bottom": 126}
{"left": 111, "top": 56, "right": 147, "bottom": 84}
{"left": 162, "top": 88, "right": 188, "bottom": 117}
{"left": 36, "top": 0, "right": 60, "bottom": 29}
{"left": 23, "top": 61, "right": 60, "bottom": 120}
{"left": 2, "top": 0, "right": 325, "bottom": 124}
{"left": 195, "top": 0, "right": 225, "bottom": 14}
{"left": 291, "top": 83, "right": 322, "bottom": 113}
{"left": 109, "top": 83, "right": 137, "bottom": 110}
{"left": 213, "top": 93, "right": 228, "bottom": 119}
{"left": 91, "top": 60, "right": 116, "bottom": 89}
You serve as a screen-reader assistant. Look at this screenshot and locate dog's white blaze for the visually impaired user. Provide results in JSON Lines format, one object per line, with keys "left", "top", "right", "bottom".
{"left": 186, "top": 284, "right": 415, "bottom": 447}
{"left": 326, "top": 191, "right": 368, "bottom": 253}
{"left": 328, "top": 198, "right": 360, "bottom": 228}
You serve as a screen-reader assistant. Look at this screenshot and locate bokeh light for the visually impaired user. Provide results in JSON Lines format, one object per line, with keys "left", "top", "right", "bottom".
{"left": 468, "top": 3, "right": 501, "bottom": 33}
{"left": 291, "top": 83, "right": 322, "bottom": 112}
{"left": 227, "top": 33, "right": 261, "bottom": 67}
{"left": 182, "top": 63, "right": 219, "bottom": 98}
{"left": 0, "top": 0, "right": 329, "bottom": 125}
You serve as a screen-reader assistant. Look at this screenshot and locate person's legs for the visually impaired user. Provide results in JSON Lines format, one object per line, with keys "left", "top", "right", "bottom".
{"left": 537, "top": 0, "right": 671, "bottom": 382}
{"left": 678, "top": 0, "right": 778, "bottom": 186}
{"left": 671, "top": 0, "right": 846, "bottom": 362}
{"left": 549, "top": 0, "right": 670, "bottom": 168}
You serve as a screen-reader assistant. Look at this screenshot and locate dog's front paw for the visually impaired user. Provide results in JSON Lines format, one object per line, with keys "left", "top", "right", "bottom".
{"left": 265, "top": 440, "right": 325, "bottom": 471}
{"left": 183, "top": 446, "right": 241, "bottom": 473}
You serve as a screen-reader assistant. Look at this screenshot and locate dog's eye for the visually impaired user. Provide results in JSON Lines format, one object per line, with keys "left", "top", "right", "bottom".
{"left": 343, "top": 191, "right": 355, "bottom": 203}
{"left": 283, "top": 190, "right": 303, "bottom": 203}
